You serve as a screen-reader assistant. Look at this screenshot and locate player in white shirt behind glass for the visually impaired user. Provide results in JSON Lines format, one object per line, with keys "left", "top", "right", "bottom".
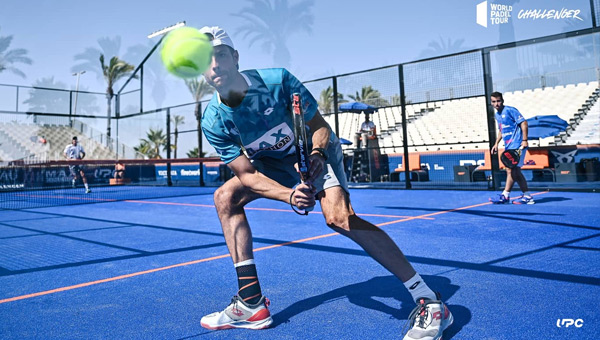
{"left": 64, "top": 136, "right": 91, "bottom": 193}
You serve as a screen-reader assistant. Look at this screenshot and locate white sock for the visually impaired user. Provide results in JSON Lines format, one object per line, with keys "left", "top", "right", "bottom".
{"left": 84, "top": 183, "right": 89, "bottom": 190}
{"left": 502, "top": 190, "right": 510, "bottom": 198}
{"left": 234, "top": 259, "right": 255, "bottom": 267}
{"left": 523, "top": 191, "right": 531, "bottom": 198}
{"left": 403, "top": 273, "right": 436, "bottom": 303}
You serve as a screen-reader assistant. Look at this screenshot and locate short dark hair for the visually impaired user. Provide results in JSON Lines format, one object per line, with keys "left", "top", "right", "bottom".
{"left": 491, "top": 92, "right": 503, "bottom": 100}
{"left": 72, "top": 136, "right": 78, "bottom": 140}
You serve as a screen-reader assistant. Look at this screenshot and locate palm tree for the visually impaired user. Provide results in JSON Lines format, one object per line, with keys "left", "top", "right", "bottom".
{"left": 134, "top": 140, "right": 152, "bottom": 159}
{"left": 23, "top": 77, "right": 68, "bottom": 122}
{"left": 24, "top": 77, "right": 99, "bottom": 123}
{"left": 232, "top": 0, "right": 315, "bottom": 68}
{"left": 0, "top": 27, "right": 33, "bottom": 78}
{"left": 100, "top": 54, "right": 136, "bottom": 147}
{"left": 348, "top": 85, "right": 387, "bottom": 107}
{"left": 318, "top": 86, "right": 346, "bottom": 114}
{"left": 135, "top": 128, "right": 167, "bottom": 159}
{"left": 72, "top": 36, "right": 122, "bottom": 80}
{"left": 147, "top": 128, "right": 167, "bottom": 159}
{"left": 418, "top": 37, "right": 473, "bottom": 59}
{"left": 185, "top": 77, "right": 215, "bottom": 158}
{"left": 186, "top": 147, "right": 206, "bottom": 158}
{"left": 171, "top": 115, "right": 185, "bottom": 158}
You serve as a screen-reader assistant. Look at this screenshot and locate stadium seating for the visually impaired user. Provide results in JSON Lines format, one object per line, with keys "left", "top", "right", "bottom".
{"left": 0, "top": 122, "right": 117, "bottom": 162}
{"left": 327, "top": 82, "right": 597, "bottom": 157}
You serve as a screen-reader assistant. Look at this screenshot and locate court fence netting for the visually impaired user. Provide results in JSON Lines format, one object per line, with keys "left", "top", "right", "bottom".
{"left": 1, "top": 21, "right": 600, "bottom": 207}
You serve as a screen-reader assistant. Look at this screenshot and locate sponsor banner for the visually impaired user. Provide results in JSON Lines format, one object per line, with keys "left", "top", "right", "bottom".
{"left": 154, "top": 163, "right": 206, "bottom": 184}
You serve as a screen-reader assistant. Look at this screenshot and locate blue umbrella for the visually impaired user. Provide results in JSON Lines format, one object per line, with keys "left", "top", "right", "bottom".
{"left": 339, "top": 102, "right": 377, "bottom": 114}
{"left": 339, "top": 138, "right": 353, "bottom": 145}
{"left": 526, "top": 115, "right": 568, "bottom": 139}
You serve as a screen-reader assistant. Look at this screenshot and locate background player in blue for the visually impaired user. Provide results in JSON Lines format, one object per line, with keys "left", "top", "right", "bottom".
{"left": 489, "top": 92, "right": 534, "bottom": 204}
{"left": 198, "top": 26, "right": 453, "bottom": 339}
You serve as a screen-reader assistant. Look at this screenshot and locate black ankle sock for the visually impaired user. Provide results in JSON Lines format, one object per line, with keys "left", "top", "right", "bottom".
{"left": 236, "top": 264, "right": 262, "bottom": 305}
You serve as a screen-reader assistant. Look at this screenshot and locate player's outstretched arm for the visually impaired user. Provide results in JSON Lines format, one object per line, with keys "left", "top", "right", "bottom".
{"left": 228, "top": 155, "right": 315, "bottom": 210}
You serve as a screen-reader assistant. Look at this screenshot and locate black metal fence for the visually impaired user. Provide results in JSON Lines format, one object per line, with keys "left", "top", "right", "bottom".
{"left": 1, "top": 26, "right": 599, "bottom": 191}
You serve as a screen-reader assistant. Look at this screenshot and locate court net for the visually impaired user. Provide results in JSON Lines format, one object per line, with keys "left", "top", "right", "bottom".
{"left": 0, "top": 157, "right": 226, "bottom": 210}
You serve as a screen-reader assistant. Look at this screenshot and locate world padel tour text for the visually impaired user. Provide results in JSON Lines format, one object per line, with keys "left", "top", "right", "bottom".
{"left": 490, "top": 4, "right": 512, "bottom": 25}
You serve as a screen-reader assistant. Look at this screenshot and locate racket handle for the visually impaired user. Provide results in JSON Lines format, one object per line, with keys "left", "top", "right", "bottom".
{"left": 305, "top": 206, "right": 314, "bottom": 213}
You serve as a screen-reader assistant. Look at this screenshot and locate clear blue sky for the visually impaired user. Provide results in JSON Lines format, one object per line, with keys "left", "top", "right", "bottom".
{"left": 0, "top": 0, "right": 595, "bottom": 155}
{"left": 1, "top": 0, "right": 593, "bottom": 89}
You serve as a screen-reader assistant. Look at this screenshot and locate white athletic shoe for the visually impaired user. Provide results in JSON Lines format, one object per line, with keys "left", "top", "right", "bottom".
{"left": 403, "top": 293, "right": 453, "bottom": 340}
{"left": 201, "top": 295, "right": 273, "bottom": 330}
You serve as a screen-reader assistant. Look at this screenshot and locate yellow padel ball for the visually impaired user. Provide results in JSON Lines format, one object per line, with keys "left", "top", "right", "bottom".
{"left": 161, "top": 27, "right": 213, "bottom": 78}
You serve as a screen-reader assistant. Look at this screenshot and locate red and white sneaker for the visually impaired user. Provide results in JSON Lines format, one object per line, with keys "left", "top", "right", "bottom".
{"left": 403, "top": 293, "right": 453, "bottom": 340}
{"left": 201, "top": 295, "right": 273, "bottom": 330}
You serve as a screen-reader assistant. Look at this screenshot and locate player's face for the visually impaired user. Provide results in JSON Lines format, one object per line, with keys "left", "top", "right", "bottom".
{"left": 203, "top": 46, "right": 239, "bottom": 89}
{"left": 72, "top": 139, "right": 77, "bottom": 146}
{"left": 491, "top": 96, "right": 504, "bottom": 111}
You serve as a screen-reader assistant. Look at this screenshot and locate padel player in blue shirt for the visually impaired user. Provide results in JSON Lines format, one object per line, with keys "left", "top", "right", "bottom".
{"left": 489, "top": 92, "right": 534, "bottom": 204}
{"left": 198, "top": 26, "right": 453, "bottom": 340}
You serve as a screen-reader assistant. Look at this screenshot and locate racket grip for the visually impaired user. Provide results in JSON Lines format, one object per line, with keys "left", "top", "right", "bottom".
{"left": 305, "top": 206, "right": 314, "bottom": 213}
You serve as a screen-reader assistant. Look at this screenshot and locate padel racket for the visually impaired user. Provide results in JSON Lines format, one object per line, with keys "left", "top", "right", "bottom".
{"left": 292, "top": 93, "right": 313, "bottom": 215}
{"left": 500, "top": 149, "right": 521, "bottom": 169}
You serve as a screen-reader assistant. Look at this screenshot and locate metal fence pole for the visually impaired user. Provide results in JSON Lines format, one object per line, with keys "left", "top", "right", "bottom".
{"left": 332, "top": 77, "right": 340, "bottom": 137}
{"left": 398, "top": 64, "right": 412, "bottom": 189}
{"left": 196, "top": 101, "right": 205, "bottom": 187}
{"left": 166, "top": 108, "right": 172, "bottom": 186}
{"left": 482, "top": 49, "right": 501, "bottom": 190}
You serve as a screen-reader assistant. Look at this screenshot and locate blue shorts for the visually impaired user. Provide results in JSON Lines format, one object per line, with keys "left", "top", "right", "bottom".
{"left": 251, "top": 138, "right": 348, "bottom": 194}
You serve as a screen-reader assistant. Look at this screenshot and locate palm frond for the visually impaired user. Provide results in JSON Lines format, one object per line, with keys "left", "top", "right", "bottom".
{"left": 0, "top": 35, "right": 13, "bottom": 53}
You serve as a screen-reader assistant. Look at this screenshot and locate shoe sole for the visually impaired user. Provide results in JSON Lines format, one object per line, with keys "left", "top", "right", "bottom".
{"left": 201, "top": 316, "right": 273, "bottom": 330}
{"left": 404, "top": 311, "right": 454, "bottom": 340}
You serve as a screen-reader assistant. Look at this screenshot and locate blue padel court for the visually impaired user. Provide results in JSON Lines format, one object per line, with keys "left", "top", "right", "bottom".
{"left": 1, "top": 188, "right": 599, "bottom": 339}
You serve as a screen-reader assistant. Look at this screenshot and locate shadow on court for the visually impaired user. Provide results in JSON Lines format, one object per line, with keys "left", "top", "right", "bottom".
{"left": 272, "top": 275, "right": 470, "bottom": 339}
{"left": 530, "top": 196, "right": 572, "bottom": 204}
{"left": 379, "top": 204, "right": 600, "bottom": 232}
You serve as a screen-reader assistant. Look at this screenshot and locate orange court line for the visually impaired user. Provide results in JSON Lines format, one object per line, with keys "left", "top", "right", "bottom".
{"left": 0, "top": 193, "right": 547, "bottom": 305}
{"left": 123, "top": 199, "right": 435, "bottom": 220}
{"left": 16, "top": 193, "right": 434, "bottom": 220}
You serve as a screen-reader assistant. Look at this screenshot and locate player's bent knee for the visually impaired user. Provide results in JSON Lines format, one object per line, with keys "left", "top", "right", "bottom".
{"left": 213, "top": 186, "right": 236, "bottom": 211}
{"left": 214, "top": 185, "right": 252, "bottom": 212}
{"left": 325, "top": 213, "right": 352, "bottom": 232}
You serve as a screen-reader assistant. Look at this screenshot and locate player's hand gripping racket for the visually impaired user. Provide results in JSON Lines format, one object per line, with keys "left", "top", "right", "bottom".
{"left": 500, "top": 149, "right": 522, "bottom": 169}
{"left": 291, "top": 93, "right": 313, "bottom": 215}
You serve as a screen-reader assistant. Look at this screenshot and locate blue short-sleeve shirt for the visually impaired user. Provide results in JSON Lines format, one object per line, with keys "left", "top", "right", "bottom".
{"left": 495, "top": 105, "right": 526, "bottom": 150}
{"left": 202, "top": 68, "right": 336, "bottom": 164}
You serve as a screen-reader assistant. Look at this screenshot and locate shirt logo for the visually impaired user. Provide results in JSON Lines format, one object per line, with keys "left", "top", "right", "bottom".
{"left": 263, "top": 107, "right": 274, "bottom": 116}
{"left": 245, "top": 123, "right": 293, "bottom": 157}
